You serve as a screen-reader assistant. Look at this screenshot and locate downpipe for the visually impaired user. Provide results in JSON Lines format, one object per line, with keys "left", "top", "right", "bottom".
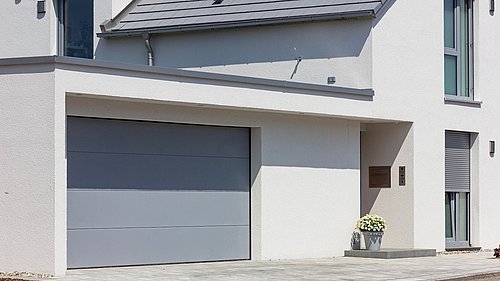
{"left": 143, "top": 34, "right": 154, "bottom": 66}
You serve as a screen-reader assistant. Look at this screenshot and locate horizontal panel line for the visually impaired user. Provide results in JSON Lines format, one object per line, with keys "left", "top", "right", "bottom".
{"left": 67, "top": 188, "right": 249, "bottom": 192}
{"left": 68, "top": 224, "right": 250, "bottom": 231}
{"left": 67, "top": 150, "right": 249, "bottom": 160}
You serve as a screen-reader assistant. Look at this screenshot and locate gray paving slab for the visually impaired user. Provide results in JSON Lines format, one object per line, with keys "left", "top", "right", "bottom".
{"left": 53, "top": 252, "right": 500, "bottom": 281}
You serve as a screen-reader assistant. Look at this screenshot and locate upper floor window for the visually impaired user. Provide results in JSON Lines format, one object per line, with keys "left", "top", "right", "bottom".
{"left": 444, "top": 0, "right": 473, "bottom": 98}
{"left": 63, "top": 0, "right": 93, "bottom": 59}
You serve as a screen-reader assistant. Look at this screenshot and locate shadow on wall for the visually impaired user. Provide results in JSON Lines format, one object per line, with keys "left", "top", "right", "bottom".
{"left": 55, "top": 63, "right": 374, "bottom": 102}
{"left": 95, "top": 0, "right": 396, "bottom": 69}
{"left": 360, "top": 122, "right": 413, "bottom": 215}
{"left": 95, "top": 19, "right": 373, "bottom": 68}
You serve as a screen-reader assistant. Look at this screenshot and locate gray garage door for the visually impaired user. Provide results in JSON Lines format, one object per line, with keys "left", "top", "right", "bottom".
{"left": 67, "top": 117, "right": 250, "bottom": 268}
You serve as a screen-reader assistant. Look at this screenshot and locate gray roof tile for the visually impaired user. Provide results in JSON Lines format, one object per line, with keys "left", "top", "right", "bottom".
{"left": 101, "top": 0, "right": 385, "bottom": 37}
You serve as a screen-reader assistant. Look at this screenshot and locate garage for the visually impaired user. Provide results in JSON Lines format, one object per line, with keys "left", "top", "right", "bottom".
{"left": 67, "top": 117, "right": 250, "bottom": 268}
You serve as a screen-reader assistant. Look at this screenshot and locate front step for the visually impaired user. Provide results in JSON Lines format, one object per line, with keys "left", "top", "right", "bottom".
{"left": 344, "top": 248, "right": 437, "bottom": 259}
{"left": 445, "top": 246, "right": 482, "bottom": 252}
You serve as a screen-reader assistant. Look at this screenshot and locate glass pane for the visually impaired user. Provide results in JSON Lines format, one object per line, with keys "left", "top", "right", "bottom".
{"left": 445, "top": 55, "right": 457, "bottom": 95}
{"left": 445, "top": 193, "right": 453, "bottom": 238}
{"left": 64, "top": 0, "right": 94, "bottom": 59}
{"left": 457, "top": 192, "right": 468, "bottom": 241}
{"left": 459, "top": 0, "right": 470, "bottom": 97}
{"left": 444, "top": 0, "right": 456, "bottom": 48}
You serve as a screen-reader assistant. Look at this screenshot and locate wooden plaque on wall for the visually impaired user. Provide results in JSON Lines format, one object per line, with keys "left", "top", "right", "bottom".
{"left": 369, "top": 166, "right": 391, "bottom": 188}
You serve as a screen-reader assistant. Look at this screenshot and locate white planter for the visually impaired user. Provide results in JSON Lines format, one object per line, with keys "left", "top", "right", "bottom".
{"left": 362, "top": 231, "right": 384, "bottom": 251}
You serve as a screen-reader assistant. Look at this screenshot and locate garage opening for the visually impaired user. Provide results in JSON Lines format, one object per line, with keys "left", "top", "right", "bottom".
{"left": 67, "top": 117, "right": 250, "bottom": 268}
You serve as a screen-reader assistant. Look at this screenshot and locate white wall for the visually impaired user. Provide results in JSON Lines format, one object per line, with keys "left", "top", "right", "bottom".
{"left": 2, "top": 0, "right": 500, "bottom": 275}
{"left": 95, "top": 19, "right": 373, "bottom": 89}
{"left": 0, "top": 58, "right": 370, "bottom": 274}
{"left": 0, "top": 0, "right": 126, "bottom": 59}
{"left": 371, "top": 0, "right": 500, "bottom": 251}
{"left": 259, "top": 118, "right": 360, "bottom": 258}
{"left": 474, "top": 0, "right": 500, "bottom": 250}
{"left": 0, "top": 0, "right": 58, "bottom": 58}
{"left": 0, "top": 65, "right": 62, "bottom": 275}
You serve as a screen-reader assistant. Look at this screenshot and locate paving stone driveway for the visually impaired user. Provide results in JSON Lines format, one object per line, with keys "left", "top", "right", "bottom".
{"left": 56, "top": 252, "right": 499, "bottom": 281}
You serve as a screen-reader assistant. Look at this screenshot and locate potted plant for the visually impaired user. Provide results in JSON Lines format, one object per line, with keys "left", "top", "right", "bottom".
{"left": 356, "top": 214, "right": 388, "bottom": 251}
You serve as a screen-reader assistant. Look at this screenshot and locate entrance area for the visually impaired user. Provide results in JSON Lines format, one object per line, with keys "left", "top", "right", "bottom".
{"left": 359, "top": 122, "right": 414, "bottom": 248}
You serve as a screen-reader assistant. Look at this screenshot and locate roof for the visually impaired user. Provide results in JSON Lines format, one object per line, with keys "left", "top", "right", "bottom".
{"left": 99, "top": 0, "right": 386, "bottom": 37}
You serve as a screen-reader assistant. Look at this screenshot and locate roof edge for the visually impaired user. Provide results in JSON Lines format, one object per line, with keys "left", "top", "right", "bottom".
{"left": 0, "top": 56, "right": 374, "bottom": 99}
{"left": 99, "top": 10, "right": 375, "bottom": 38}
{"left": 100, "top": 0, "right": 141, "bottom": 33}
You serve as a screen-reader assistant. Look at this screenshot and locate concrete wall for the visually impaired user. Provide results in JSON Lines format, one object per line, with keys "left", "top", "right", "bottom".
{"left": 474, "top": 0, "right": 500, "bottom": 250}
{"left": 0, "top": 0, "right": 126, "bottom": 59}
{"left": 370, "top": 0, "right": 500, "bottom": 251}
{"left": 1, "top": 58, "right": 369, "bottom": 274}
{"left": 0, "top": 0, "right": 58, "bottom": 58}
{"left": 360, "top": 123, "right": 414, "bottom": 248}
{"left": 66, "top": 96, "right": 361, "bottom": 261}
{"left": 58, "top": 58, "right": 366, "bottom": 261}
{"left": 370, "top": 0, "right": 449, "bottom": 250}
{"left": 0, "top": 65, "right": 64, "bottom": 275}
{"left": 2, "top": 0, "right": 500, "bottom": 275}
{"left": 95, "top": 19, "right": 373, "bottom": 88}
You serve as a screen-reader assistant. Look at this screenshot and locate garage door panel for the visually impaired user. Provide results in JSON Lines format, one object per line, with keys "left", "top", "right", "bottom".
{"left": 67, "top": 117, "right": 249, "bottom": 158}
{"left": 68, "top": 190, "right": 249, "bottom": 229}
{"left": 67, "top": 226, "right": 250, "bottom": 268}
{"left": 67, "top": 117, "right": 250, "bottom": 268}
{"left": 68, "top": 152, "right": 249, "bottom": 191}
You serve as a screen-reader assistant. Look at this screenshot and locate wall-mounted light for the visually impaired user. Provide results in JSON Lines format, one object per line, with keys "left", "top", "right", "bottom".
{"left": 327, "top": 76, "right": 337, "bottom": 85}
{"left": 490, "top": 140, "right": 495, "bottom": 156}
{"left": 37, "top": 0, "right": 46, "bottom": 14}
{"left": 491, "top": 0, "right": 495, "bottom": 14}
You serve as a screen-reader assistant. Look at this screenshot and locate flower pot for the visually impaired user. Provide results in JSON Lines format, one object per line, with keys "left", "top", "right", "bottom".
{"left": 362, "top": 231, "right": 383, "bottom": 251}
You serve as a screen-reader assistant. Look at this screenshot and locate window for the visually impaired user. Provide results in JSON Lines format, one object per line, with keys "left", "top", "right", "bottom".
{"left": 63, "top": 0, "right": 94, "bottom": 59}
{"left": 445, "top": 131, "right": 471, "bottom": 247}
{"left": 444, "top": 0, "right": 473, "bottom": 98}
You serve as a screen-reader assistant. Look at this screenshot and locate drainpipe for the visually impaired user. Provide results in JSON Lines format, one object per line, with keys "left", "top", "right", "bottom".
{"left": 143, "top": 34, "right": 154, "bottom": 66}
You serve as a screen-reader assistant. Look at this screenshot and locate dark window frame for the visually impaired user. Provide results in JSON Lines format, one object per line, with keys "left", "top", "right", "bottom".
{"left": 58, "top": 0, "right": 94, "bottom": 59}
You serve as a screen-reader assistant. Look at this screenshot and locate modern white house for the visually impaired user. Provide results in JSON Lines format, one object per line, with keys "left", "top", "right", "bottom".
{"left": 0, "top": 0, "right": 499, "bottom": 276}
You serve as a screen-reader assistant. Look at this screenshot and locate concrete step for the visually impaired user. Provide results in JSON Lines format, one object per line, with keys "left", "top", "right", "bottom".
{"left": 344, "top": 248, "right": 437, "bottom": 259}
{"left": 445, "top": 246, "right": 482, "bottom": 252}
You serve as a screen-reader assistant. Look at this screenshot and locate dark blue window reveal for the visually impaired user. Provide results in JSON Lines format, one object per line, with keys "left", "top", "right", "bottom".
{"left": 64, "top": 0, "right": 93, "bottom": 59}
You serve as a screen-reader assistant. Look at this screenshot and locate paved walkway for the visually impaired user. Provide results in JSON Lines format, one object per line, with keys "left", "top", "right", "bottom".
{"left": 56, "top": 252, "right": 499, "bottom": 281}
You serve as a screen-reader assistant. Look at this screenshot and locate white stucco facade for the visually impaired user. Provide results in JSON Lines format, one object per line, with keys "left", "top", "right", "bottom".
{"left": 0, "top": 0, "right": 499, "bottom": 276}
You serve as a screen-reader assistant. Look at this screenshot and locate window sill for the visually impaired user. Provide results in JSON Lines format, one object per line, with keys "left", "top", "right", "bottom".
{"left": 444, "top": 96, "right": 482, "bottom": 107}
